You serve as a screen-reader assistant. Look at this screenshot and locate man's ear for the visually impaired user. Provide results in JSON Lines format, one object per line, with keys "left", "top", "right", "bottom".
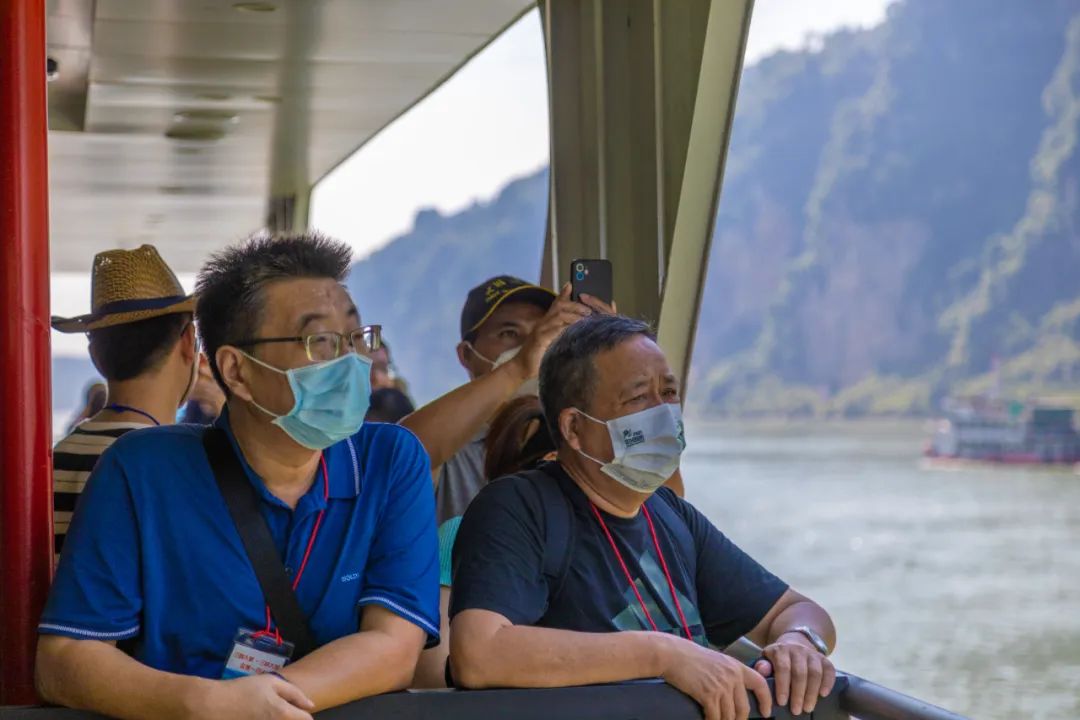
{"left": 216, "top": 346, "right": 253, "bottom": 402}
{"left": 456, "top": 341, "right": 479, "bottom": 378}
{"left": 178, "top": 323, "right": 197, "bottom": 365}
{"left": 558, "top": 408, "right": 583, "bottom": 452}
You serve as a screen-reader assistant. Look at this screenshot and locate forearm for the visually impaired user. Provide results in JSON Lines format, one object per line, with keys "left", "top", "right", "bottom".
{"left": 400, "top": 363, "right": 525, "bottom": 473}
{"left": 452, "top": 621, "right": 671, "bottom": 689}
{"left": 762, "top": 600, "right": 836, "bottom": 653}
{"left": 279, "top": 629, "right": 421, "bottom": 710}
{"left": 36, "top": 636, "right": 203, "bottom": 720}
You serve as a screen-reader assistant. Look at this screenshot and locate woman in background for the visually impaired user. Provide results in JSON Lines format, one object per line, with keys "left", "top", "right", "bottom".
{"left": 483, "top": 395, "right": 556, "bottom": 480}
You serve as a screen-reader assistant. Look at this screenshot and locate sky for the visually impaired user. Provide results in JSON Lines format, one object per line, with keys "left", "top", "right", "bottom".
{"left": 309, "top": 0, "right": 896, "bottom": 261}
{"left": 52, "top": 0, "right": 894, "bottom": 358}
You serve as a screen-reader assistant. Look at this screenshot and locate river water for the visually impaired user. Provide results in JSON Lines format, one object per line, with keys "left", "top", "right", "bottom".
{"left": 680, "top": 419, "right": 1080, "bottom": 719}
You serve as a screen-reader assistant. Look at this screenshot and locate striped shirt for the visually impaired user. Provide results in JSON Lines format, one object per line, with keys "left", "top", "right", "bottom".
{"left": 53, "top": 421, "right": 150, "bottom": 556}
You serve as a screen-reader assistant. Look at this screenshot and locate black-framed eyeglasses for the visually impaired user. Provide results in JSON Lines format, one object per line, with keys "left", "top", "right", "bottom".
{"left": 233, "top": 325, "right": 382, "bottom": 363}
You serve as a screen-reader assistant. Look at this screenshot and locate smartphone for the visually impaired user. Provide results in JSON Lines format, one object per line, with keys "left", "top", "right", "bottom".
{"left": 570, "top": 258, "right": 613, "bottom": 306}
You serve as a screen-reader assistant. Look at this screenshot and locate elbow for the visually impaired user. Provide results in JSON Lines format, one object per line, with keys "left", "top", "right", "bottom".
{"left": 35, "top": 637, "right": 68, "bottom": 705}
{"left": 390, "top": 652, "right": 420, "bottom": 692}
{"left": 385, "top": 667, "right": 415, "bottom": 694}
{"left": 448, "top": 634, "right": 496, "bottom": 689}
{"left": 387, "top": 637, "right": 426, "bottom": 692}
{"left": 448, "top": 611, "right": 511, "bottom": 689}
{"left": 34, "top": 663, "right": 57, "bottom": 706}
{"left": 449, "top": 653, "right": 493, "bottom": 689}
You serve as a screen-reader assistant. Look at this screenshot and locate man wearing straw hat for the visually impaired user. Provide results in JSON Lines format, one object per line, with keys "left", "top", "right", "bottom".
{"left": 50, "top": 245, "right": 200, "bottom": 556}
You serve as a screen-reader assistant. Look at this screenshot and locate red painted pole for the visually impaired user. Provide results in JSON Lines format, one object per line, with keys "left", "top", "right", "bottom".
{"left": 0, "top": 0, "right": 54, "bottom": 705}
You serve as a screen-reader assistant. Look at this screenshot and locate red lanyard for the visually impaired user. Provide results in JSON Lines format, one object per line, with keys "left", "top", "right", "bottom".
{"left": 252, "top": 456, "right": 330, "bottom": 645}
{"left": 589, "top": 502, "right": 694, "bottom": 642}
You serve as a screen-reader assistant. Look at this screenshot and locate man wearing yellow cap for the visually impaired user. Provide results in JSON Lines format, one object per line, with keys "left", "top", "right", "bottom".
{"left": 403, "top": 275, "right": 611, "bottom": 686}
{"left": 50, "top": 245, "right": 200, "bottom": 557}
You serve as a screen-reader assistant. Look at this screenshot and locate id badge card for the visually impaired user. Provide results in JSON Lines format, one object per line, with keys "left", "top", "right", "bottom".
{"left": 222, "top": 628, "right": 295, "bottom": 679}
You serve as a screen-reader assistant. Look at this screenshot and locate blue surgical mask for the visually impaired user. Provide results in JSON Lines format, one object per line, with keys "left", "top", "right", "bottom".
{"left": 241, "top": 350, "right": 373, "bottom": 450}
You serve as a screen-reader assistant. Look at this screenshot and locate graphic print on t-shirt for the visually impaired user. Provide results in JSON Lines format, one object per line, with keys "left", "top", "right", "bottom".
{"left": 610, "top": 548, "right": 707, "bottom": 645}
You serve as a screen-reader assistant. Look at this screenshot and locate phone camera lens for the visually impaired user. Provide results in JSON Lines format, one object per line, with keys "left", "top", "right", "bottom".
{"left": 575, "top": 272, "right": 585, "bottom": 280}
{"left": 575, "top": 263, "right": 584, "bottom": 272}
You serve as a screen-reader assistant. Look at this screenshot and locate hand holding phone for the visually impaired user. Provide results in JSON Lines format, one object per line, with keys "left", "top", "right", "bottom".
{"left": 570, "top": 258, "right": 613, "bottom": 306}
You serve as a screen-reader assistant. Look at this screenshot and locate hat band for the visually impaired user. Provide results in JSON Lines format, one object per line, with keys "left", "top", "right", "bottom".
{"left": 91, "top": 294, "right": 189, "bottom": 320}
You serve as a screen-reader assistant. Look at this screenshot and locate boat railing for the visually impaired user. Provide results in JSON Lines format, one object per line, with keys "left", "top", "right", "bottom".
{"left": 839, "top": 673, "right": 969, "bottom": 720}
{"left": 0, "top": 672, "right": 968, "bottom": 720}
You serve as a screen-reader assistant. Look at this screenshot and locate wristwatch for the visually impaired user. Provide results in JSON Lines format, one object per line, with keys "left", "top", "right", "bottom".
{"left": 783, "top": 626, "right": 829, "bottom": 655}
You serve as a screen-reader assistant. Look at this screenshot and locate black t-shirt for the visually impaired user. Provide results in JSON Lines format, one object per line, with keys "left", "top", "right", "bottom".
{"left": 450, "top": 463, "right": 788, "bottom": 648}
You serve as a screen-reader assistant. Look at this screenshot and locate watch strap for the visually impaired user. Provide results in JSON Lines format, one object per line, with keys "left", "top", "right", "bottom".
{"left": 784, "top": 626, "right": 828, "bottom": 655}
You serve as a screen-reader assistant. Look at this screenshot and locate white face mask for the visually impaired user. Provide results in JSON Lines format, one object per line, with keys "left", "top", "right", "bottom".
{"left": 468, "top": 342, "right": 519, "bottom": 368}
{"left": 492, "top": 346, "right": 520, "bottom": 368}
{"left": 470, "top": 343, "right": 538, "bottom": 397}
{"left": 574, "top": 403, "right": 686, "bottom": 493}
{"left": 492, "top": 346, "right": 538, "bottom": 397}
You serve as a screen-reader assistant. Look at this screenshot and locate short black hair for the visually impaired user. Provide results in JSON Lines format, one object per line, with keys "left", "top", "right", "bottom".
{"left": 88, "top": 313, "right": 191, "bottom": 382}
{"left": 365, "top": 387, "right": 415, "bottom": 424}
{"left": 538, "top": 314, "right": 655, "bottom": 446}
{"left": 195, "top": 232, "right": 353, "bottom": 389}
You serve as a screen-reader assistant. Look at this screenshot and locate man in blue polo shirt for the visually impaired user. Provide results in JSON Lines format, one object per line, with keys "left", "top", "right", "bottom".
{"left": 37, "top": 232, "right": 439, "bottom": 719}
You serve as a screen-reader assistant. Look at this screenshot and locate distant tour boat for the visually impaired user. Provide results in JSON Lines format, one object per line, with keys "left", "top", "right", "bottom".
{"left": 925, "top": 398, "right": 1080, "bottom": 465}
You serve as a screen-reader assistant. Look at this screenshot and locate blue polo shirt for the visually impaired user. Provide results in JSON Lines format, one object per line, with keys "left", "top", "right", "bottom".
{"left": 39, "top": 413, "right": 440, "bottom": 678}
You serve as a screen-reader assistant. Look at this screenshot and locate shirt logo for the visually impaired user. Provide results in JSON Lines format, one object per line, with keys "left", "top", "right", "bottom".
{"left": 340, "top": 572, "right": 360, "bottom": 583}
{"left": 622, "top": 428, "right": 646, "bottom": 448}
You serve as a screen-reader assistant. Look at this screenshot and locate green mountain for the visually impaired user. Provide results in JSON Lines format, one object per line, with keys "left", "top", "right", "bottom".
{"left": 347, "top": 172, "right": 549, "bottom": 403}
{"left": 347, "top": 0, "right": 1080, "bottom": 414}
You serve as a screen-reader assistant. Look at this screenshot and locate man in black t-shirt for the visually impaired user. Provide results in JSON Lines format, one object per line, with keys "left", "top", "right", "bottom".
{"left": 450, "top": 315, "right": 838, "bottom": 720}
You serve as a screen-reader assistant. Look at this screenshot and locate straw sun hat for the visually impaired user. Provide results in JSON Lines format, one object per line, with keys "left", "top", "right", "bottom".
{"left": 51, "top": 245, "right": 195, "bottom": 333}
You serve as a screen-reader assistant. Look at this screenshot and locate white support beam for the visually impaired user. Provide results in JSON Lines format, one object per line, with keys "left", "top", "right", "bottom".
{"left": 541, "top": 0, "right": 754, "bottom": 391}
{"left": 266, "top": 1, "right": 317, "bottom": 233}
{"left": 656, "top": 0, "right": 754, "bottom": 389}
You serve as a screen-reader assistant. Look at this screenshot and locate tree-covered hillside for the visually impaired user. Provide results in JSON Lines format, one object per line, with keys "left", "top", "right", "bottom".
{"left": 346, "top": 0, "right": 1080, "bottom": 413}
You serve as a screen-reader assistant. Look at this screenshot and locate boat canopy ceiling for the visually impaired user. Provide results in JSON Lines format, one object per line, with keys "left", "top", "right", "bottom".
{"left": 46, "top": 0, "right": 532, "bottom": 273}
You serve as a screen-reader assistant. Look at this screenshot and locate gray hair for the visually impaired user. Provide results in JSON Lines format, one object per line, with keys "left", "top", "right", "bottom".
{"left": 538, "top": 314, "right": 655, "bottom": 446}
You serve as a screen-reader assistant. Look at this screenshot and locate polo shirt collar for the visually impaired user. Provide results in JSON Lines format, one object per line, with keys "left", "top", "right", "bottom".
{"left": 214, "top": 408, "right": 362, "bottom": 505}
